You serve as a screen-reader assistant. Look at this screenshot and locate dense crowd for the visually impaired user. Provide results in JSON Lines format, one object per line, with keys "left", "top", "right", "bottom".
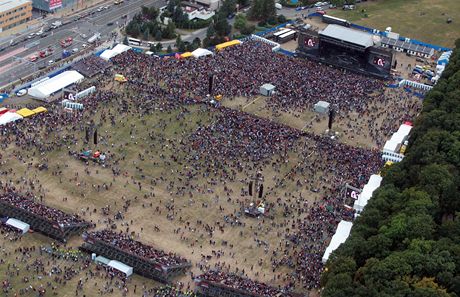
{"left": 85, "top": 230, "right": 190, "bottom": 267}
{"left": 112, "top": 41, "right": 384, "bottom": 113}
{"left": 196, "top": 270, "right": 301, "bottom": 297}
{"left": 0, "top": 190, "right": 89, "bottom": 227}
{"left": 72, "top": 56, "right": 111, "bottom": 78}
{"left": 0, "top": 39, "right": 420, "bottom": 296}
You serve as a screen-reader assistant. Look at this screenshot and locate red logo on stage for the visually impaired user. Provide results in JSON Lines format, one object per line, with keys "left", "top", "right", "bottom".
{"left": 49, "top": 0, "right": 62, "bottom": 10}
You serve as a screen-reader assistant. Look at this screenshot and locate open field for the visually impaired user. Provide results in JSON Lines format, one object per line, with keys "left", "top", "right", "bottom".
{"left": 328, "top": 0, "right": 460, "bottom": 48}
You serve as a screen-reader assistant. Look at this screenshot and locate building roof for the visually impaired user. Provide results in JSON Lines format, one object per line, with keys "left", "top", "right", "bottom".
{"left": 0, "top": 0, "right": 31, "bottom": 13}
{"left": 320, "top": 24, "right": 374, "bottom": 48}
{"left": 381, "top": 36, "right": 434, "bottom": 55}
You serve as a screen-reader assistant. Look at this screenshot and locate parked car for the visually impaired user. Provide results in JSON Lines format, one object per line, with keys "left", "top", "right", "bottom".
{"left": 16, "top": 89, "right": 27, "bottom": 97}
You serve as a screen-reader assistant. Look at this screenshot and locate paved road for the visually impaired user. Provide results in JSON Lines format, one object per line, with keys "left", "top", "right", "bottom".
{"left": 0, "top": 0, "right": 166, "bottom": 88}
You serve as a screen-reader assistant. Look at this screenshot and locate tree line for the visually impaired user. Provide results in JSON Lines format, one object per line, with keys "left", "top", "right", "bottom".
{"left": 321, "top": 39, "right": 460, "bottom": 297}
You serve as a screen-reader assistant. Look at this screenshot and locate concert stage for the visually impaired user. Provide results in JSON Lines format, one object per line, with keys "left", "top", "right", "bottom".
{"left": 297, "top": 24, "right": 393, "bottom": 79}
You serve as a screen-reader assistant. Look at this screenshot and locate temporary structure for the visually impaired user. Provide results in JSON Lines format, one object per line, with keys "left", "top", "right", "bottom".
{"left": 353, "top": 174, "right": 383, "bottom": 213}
{"left": 5, "top": 218, "right": 30, "bottom": 234}
{"left": 215, "top": 40, "right": 241, "bottom": 51}
{"left": 314, "top": 101, "right": 330, "bottom": 114}
{"left": 260, "top": 83, "right": 275, "bottom": 96}
{"left": 16, "top": 108, "right": 36, "bottom": 118}
{"left": 180, "top": 52, "right": 193, "bottom": 58}
{"left": 108, "top": 260, "right": 133, "bottom": 277}
{"left": 322, "top": 220, "right": 353, "bottom": 264}
{"left": 192, "top": 48, "right": 213, "bottom": 58}
{"left": 0, "top": 112, "right": 23, "bottom": 126}
{"left": 28, "top": 70, "right": 84, "bottom": 100}
{"left": 32, "top": 106, "right": 48, "bottom": 114}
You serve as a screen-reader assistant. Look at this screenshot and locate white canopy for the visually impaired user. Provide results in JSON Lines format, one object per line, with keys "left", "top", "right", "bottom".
{"left": 0, "top": 112, "right": 23, "bottom": 126}
{"left": 112, "top": 44, "right": 132, "bottom": 54}
{"left": 100, "top": 49, "right": 117, "bottom": 61}
{"left": 108, "top": 260, "right": 133, "bottom": 277}
{"left": 192, "top": 48, "right": 213, "bottom": 58}
{"left": 5, "top": 218, "right": 30, "bottom": 234}
{"left": 353, "top": 175, "right": 383, "bottom": 212}
{"left": 322, "top": 220, "right": 353, "bottom": 264}
{"left": 28, "top": 71, "right": 84, "bottom": 100}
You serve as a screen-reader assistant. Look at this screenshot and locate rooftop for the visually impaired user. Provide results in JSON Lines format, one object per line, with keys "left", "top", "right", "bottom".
{"left": 0, "top": 0, "right": 31, "bottom": 13}
{"left": 381, "top": 36, "right": 434, "bottom": 55}
{"left": 320, "top": 24, "right": 374, "bottom": 48}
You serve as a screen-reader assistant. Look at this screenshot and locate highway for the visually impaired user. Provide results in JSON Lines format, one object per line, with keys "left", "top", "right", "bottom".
{"left": 0, "top": 0, "right": 166, "bottom": 88}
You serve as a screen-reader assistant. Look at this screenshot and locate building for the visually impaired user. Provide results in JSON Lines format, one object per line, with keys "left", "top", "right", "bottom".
{"left": 0, "top": 0, "right": 32, "bottom": 32}
{"left": 32, "top": 0, "right": 77, "bottom": 12}
{"left": 380, "top": 36, "right": 434, "bottom": 58}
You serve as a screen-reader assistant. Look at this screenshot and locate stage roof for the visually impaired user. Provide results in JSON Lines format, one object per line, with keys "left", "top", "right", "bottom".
{"left": 320, "top": 24, "right": 374, "bottom": 48}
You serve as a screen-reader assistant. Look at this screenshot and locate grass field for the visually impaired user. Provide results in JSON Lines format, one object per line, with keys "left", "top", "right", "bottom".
{"left": 328, "top": 0, "right": 460, "bottom": 48}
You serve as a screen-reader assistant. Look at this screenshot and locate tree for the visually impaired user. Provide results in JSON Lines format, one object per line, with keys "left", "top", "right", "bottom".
{"left": 163, "top": 20, "right": 176, "bottom": 39}
{"left": 155, "top": 42, "right": 163, "bottom": 52}
{"left": 234, "top": 14, "right": 248, "bottom": 30}
{"left": 122, "top": 36, "right": 129, "bottom": 45}
{"left": 240, "top": 24, "right": 255, "bottom": 35}
{"left": 155, "top": 30, "right": 162, "bottom": 41}
{"left": 220, "top": 0, "right": 237, "bottom": 17}
{"left": 166, "top": 45, "right": 172, "bottom": 53}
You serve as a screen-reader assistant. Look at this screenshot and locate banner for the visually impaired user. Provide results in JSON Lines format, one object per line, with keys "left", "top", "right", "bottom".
{"left": 49, "top": 0, "right": 62, "bottom": 10}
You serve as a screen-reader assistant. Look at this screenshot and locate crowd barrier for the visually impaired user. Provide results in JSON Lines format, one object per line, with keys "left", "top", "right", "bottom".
{"left": 398, "top": 79, "right": 433, "bottom": 91}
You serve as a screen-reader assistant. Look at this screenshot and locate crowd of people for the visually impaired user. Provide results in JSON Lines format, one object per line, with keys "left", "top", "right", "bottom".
{"left": 196, "top": 270, "right": 301, "bottom": 297}
{"left": 85, "top": 230, "right": 190, "bottom": 268}
{"left": 0, "top": 39, "right": 422, "bottom": 296}
{"left": 0, "top": 190, "right": 89, "bottom": 228}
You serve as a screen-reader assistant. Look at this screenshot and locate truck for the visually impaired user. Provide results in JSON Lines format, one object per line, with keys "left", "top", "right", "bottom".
{"left": 62, "top": 50, "right": 71, "bottom": 59}
{"left": 60, "top": 37, "right": 73, "bottom": 48}
{"left": 87, "top": 33, "right": 101, "bottom": 44}
{"left": 39, "top": 47, "right": 54, "bottom": 58}
{"left": 51, "top": 21, "right": 62, "bottom": 29}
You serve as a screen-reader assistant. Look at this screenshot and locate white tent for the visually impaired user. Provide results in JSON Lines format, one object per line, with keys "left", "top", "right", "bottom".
{"left": 112, "top": 44, "right": 132, "bottom": 54}
{"left": 353, "top": 175, "right": 383, "bottom": 212}
{"left": 192, "top": 48, "right": 213, "bottom": 58}
{"left": 0, "top": 112, "right": 23, "bottom": 126}
{"left": 108, "top": 260, "right": 133, "bottom": 277}
{"left": 5, "top": 218, "right": 30, "bottom": 234}
{"left": 322, "top": 220, "right": 353, "bottom": 264}
{"left": 100, "top": 49, "right": 117, "bottom": 61}
{"left": 28, "top": 71, "right": 84, "bottom": 100}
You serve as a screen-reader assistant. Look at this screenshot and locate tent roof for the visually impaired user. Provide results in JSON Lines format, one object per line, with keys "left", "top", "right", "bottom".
{"left": 28, "top": 71, "right": 84, "bottom": 99}
{"left": 0, "top": 112, "right": 23, "bottom": 126}
{"left": 215, "top": 40, "right": 241, "bottom": 50}
{"left": 95, "top": 255, "right": 110, "bottom": 265}
{"left": 16, "top": 108, "right": 36, "bottom": 118}
{"left": 180, "top": 52, "right": 193, "bottom": 58}
{"left": 261, "top": 83, "right": 275, "bottom": 90}
{"left": 315, "top": 101, "right": 330, "bottom": 108}
{"left": 100, "top": 49, "right": 117, "bottom": 61}
{"left": 322, "top": 220, "right": 353, "bottom": 263}
{"left": 320, "top": 24, "right": 374, "bottom": 48}
{"left": 32, "top": 106, "right": 47, "bottom": 114}
{"left": 5, "top": 218, "right": 30, "bottom": 233}
{"left": 112, "top": 44, "right": 132, "bottom": 54}
{"left": 108, "top": 260, "right": 133, "bottom": 276}
{"left": 192, "top": 48, "right": 213, "bottom": 58}
{"left": 354, "top": 175, "right": 382, "bottom": 211}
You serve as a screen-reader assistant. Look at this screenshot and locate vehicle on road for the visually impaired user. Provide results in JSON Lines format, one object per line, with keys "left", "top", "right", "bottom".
{"left": 60, "top": 37, "right": 73, "bottom": 48}
{"left": 29, "top": 55, "right": 38, "bottom": 62}
{"left": 39, "top": 47, "right": 54, "bottom": 58}
{"left": 16, "top": 89, "right": 27, "bottom": 97}
{"left": 88, "top": 33, "right": 101, "bottom": 44}
{"left": 27, "top": 33, "right": 35, "bottom": 39}
{"left": 275, "top": 3, "right": 282, "bottom": 9}
{"left": 82, "top": 43, "right": 88, "bottom": 48}
{"left": 62, "top": 50, "right": 71, "bottom": 59}
{"left": 127, "top": 37, "right": 141, "bottom": 46}
{"left": 114, "top": 0, "right": 124, "bottom": 4}
{"left": 72, "top": 48, "right": 79, "bottom": 54}
{"left": 48, "top": 60, "right": 54, "bottom": 65}
{"left": 51, "top": 21, "right": 62, "bottom": 29}
{"left": 107, "top": 22, "right": 114, "bottom": 26}
{"left": 40, "top": 33, "right": 48, "bottom": 38}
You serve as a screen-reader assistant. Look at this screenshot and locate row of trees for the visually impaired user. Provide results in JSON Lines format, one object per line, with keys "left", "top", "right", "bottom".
{"left": 321, "top": 40, "right": 460, "bottom": 297}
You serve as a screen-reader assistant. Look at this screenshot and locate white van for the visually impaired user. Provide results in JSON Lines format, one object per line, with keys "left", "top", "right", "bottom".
{"left": 275, "top": 3, "right": 282, "bottom": 9}
{"left": 72, "top": 48, "right": 79, "bottom": 54}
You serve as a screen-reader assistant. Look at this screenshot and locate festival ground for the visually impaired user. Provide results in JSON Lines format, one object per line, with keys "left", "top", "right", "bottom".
{"left": 0, "top": 42, "right": 423, "bottom": 297}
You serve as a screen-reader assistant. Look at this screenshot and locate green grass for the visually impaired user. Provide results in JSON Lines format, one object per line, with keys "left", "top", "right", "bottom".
{"left": 328, "top": 0, "right": 460, "bottom": 48}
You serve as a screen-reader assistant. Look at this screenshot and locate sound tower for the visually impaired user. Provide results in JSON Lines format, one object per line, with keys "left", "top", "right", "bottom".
{"left": 258, "top": 184, "right": 264, "bottom": 199}
{"left": 85, "top": 128, "right": 89, "bottom": 143}
{"left": 208, "top": 75, "right": 214, "bottom": 95}
{"left": 249, "top": 181, "right": 253, "bottom": 196}
{"left": 93, "top": 129, "right": 98, "bottom": 145}
{"left": 328, "top": 109, "right": 335, "bottom": 130}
